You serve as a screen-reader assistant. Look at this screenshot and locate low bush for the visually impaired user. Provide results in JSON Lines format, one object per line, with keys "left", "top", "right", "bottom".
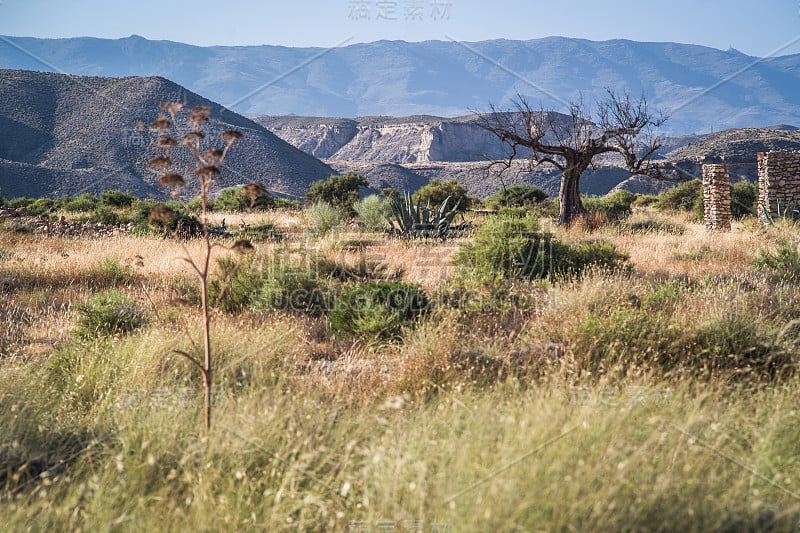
{"left": 730, "top": 180, "right": 757, "bottom": 219}
{"left": 553, "top": 240, "right": 630, "bottom": 277}
{"left": 655, "top": 180, "right": 702, "bottom": 213}
{"left": 254, "top": 266, "right": 331, "bottom": 315}
{"left": 5, "top": 197, "right": 31, "bottom": 209}
{"left": 484, "top": 184, "right": 548, "bottom": 210}
{"left": 328, "top": 281, "right": 429, "bottom": 340}
{"left": 633, "top": 194, "right": 659, "bottom": 207}
{"left": 214, "top": 185, "right": 274, "bottom": 212}
{"left": 89, "top": 205, "right": 131, "bottom": 225}
{"left": 26, "top": 198, "right": 54, "bottom": 216}
{"left": 353, "top": 195, "right": 390, "bottom": 231}
{"left": 305, "top": 172, "right": 368, "bottom": 214}
{"left": 752, "top": 242, "right": 800, "bottom": 281}
{"left": 75, "top": 290, "right": 144, "bottom": 339}
{"left": 208, "top": 255, "right": 331, "bottom": 315}
{"left": 412, "top": 179, "right": 472, "bottom": 212}
{"left": 453, "top": 213, "right": 629, "bottom": 281}
{"left": 63, "top": 194, "right": 99, "bottom": 213}
{"left": 99, "top": 190, "right": 135, "bottom": 208}
{"left": 306, "top": 201, "right": 346, "bottom": 236}
{"left": 582, "top": 190, "right": 636, "bottom": 221}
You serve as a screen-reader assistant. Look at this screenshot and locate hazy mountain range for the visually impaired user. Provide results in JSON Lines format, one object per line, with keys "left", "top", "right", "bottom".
{"left": 2, "top": 35, "right": 800, "bottom": 134}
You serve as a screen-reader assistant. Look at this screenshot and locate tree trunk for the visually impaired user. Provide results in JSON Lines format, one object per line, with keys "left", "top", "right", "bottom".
{"left": 558, "top": 167, "right": 588, "bottom": 225}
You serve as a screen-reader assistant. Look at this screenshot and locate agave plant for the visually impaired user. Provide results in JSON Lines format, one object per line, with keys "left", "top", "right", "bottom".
{"left": 760, "top": 198, "right": 800, "bottom": 224}
{"left": 387, "top": 192, "right": 461, "bottom": 238}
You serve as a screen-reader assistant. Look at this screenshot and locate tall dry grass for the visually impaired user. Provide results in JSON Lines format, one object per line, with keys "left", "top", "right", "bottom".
{"left": 2, "top": 207, "right": 800, "bottom": 530}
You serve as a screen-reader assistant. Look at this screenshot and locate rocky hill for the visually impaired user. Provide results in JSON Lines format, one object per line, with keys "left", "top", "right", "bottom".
{"left": 0, "top": 70, "right": 334, "bottom": 199}
{"left": 254, "top": 114, "right": 551, "bottom": 163}
{"left": 3, "top": 35, "right": 800, "bottom": 133}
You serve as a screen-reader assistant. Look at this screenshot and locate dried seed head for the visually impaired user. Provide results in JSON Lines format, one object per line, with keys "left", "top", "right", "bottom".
{"left": 189, "top": 106, "right": 211, "bottom": 124}
{"left": 148, "top": 156, "right": 172, "bottom": 170}
{"left": 158, "top": 172, "right": 186, "bottom": 189}
{"left": 196, "top": 165, "right": 220, "bottom": 179}
{"left": 160, "top": 102, "right": 185, "bottom": 114}
{"left": 203, "top": 148, "right": 224, "bottom": 162}
{"left": 149, "top": 115, "right": 171, "bottom": 131}
{"left": 157, "top": 135, "right": 179, "bottom": 148}
{"left": 181, "top": 131, "right": 205, "bottom": 145}
{"left": 231, "top": 240, "right": 255, "bottom": 254}
{"left": 221, "top": 130, "right": 243, "bottom": 143}
{"left": 148, "top": 204, "right": 177, "bottom": 224}
{"left": 242, "top": 182, "right": 268, "bottom": 199}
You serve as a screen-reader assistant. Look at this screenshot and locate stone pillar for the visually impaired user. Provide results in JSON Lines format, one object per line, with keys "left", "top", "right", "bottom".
{"left": 758, "top": 151, "right": 800, "bottom": 224}
{"left": 702, "top": 164, "right": 731, "bottom": 231}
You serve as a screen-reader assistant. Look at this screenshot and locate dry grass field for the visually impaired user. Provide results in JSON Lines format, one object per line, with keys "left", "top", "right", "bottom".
{"left": 2, "top": 204, "right": 800, "bottom": 531}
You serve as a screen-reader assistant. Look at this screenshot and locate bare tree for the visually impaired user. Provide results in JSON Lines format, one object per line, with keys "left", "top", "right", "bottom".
{"left": 479, "top": 90, "right": 668, "bottom": 225}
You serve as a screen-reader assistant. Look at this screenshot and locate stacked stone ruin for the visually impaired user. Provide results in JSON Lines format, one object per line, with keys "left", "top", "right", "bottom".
{"left": 702, "top": 164, "right": 731, "bottom": 231}
{"left": 701, "top": 151, "right": 800, "bottom": 231}
{"left": 757, "top": 151, "right": 800, "bottom": 224}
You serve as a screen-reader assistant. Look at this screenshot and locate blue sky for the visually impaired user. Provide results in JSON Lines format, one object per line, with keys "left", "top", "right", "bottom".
{"left": 1, "top": 0, "right": 799, "bottom": 57}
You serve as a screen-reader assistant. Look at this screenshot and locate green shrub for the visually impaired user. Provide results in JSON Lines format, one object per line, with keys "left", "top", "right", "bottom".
{"left": 208, "top": 255, "right": 331, "bottom": 315}
{"left": 655, "top": 180, "right": 701, "bottom": 213}
{"left": 306, "top": 201, "right": 346, "bottom": 236}
{"left": 753, "top": 242, "right": 800, "bottom": 281}
{"left": 187, "top": 197, "right": 208, "bottom": 214}
{"left": 75, "top": 290, "right": 144, "bottom": 339}
{"left": 305, "top": 172, "right": 368, "bottom": 214}
{"left": 26, "top": 198, "right": 54, "bottom": 216}
{"left": 214, "top": 185, "right": 273, "bottom": 212}
{"left": 353, "top": 195, "right": 390, "bottom": 231}
{"left": 453, "top": 214, "right": 550, "bottom": 280}
{"left": 328, "top": 281, "right": 429, "bottom": 340}
{"left": 5, "top": 197, "right": 31, "bottom": 209}
{"left": 135, "top": 200, "right": 193, "bottom": 233}
{"left": 89, "top": 205, "right": 130, "bottom": 225}
{"left": 454, "top": 213, "right": 628, "bottom": 281}
{"left": 583, "top": 191, "right": 636, "bottom": 221}
{"left": 208, "top": 256, "right": 265, "bottom": 313}
{"left": 730, "top": 180, "right": 757, "bottom": 219}
{"left": 99, "top": 190, "right": 135, "bottom": 208}
{"left": 633, "top": 194, "right": 659, "bottom": 207}
{"left": 254, "top": 266, "right": 331, "bottom": 315}
{"left": 553, "top": 241, "right": 630, "bottom": 277}
{"left": 214, "top": 187, "right": 250, "bottom": 212}
{"left": 485, "top": 184, "right": 548, "bottom": 209}
{"left": 412, "top": 179, "right": 471, "bottom": 212}
{"left": 63, "top": 194, "right": 98, "bottom": 213}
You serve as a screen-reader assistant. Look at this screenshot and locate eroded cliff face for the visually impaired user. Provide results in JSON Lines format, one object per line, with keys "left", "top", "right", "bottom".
{"left": 254, "top": 116, "right": 510, "bottom": 163}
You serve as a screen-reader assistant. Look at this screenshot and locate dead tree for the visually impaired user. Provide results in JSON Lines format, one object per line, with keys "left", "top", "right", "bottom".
{"left": 479, "top": 90, "right": 668, "bottom": 225}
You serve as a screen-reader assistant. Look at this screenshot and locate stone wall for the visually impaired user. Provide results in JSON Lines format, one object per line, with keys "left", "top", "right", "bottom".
{"left": 702, "top": 164, "right": 731, "bottom": 231}
{"left": 758, "top": 151, "right": 800, "bottom": 223}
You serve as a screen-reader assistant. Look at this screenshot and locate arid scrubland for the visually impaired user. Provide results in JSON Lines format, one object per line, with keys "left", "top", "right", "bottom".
{"left": 2, "top": 204, "right": 800, "bottom": 531}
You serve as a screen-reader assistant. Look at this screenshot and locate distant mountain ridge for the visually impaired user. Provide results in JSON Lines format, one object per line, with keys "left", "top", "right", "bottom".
{"left": 2, "top": 35, "right": 800, "bottom": 133}
{"left": 0, "top": 69, "right": 334, "bottom": 199}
